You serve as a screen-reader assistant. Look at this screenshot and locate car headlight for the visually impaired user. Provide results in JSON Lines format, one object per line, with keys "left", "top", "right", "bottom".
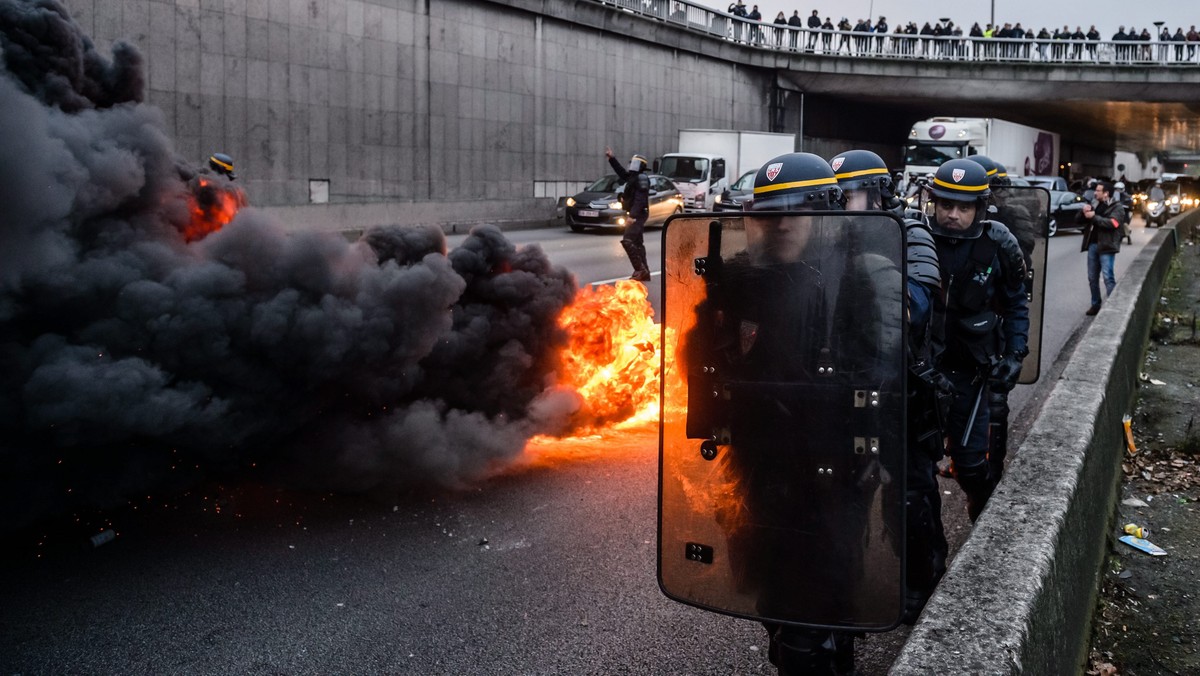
{"left": 608, "top": 201, "right": 623, "bottom": 210}
{"left": 565, "top": 197, "right": 575, "bottom": 207}
{"left": 714, "top": 194, "right": 723, "bottom": 204}
{"left": 1171, "top": 196, "right": 1179, "bottom": 204}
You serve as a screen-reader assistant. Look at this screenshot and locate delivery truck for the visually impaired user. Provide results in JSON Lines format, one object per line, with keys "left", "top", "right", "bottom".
{"left": 657, "top": 129, "right": 796, "bottom": 211}
{"left": 903, "top": 117, "right": 1060, "bottom": 181}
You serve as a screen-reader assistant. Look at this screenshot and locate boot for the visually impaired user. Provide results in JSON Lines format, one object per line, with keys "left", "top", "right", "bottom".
{"left": 622, "top": 239, "right": 651, "bottom": 282}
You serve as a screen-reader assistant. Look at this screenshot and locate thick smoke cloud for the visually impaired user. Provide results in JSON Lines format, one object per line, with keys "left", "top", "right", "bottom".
{"left": 0, "top": 0, "right": 582, "bottom": 529}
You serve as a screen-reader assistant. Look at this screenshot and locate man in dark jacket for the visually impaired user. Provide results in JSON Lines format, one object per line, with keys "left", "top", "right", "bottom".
{"left": 1077, "top": 180, "right": 1126, "bottom": 315}
{"left": 605, "top": 146, "right": 653, "bottom": 282}
{"left": 787, "top": 10, "right": 804, "bottom": 50}
{"left": 805, "top": 9, "right": 821, "bottom": 51}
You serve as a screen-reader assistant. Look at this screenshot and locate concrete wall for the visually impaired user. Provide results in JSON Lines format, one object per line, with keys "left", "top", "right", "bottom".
{"left": 65, "top": 0, "right": 775, "bottom": 229}
{"left": 892, "top": 215, "right": 1190, "bottom": 674}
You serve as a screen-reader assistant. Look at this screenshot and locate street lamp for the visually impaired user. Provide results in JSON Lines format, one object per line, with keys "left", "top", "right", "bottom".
{"left": 990, "top": 1, "right": 994, "bottom": 28}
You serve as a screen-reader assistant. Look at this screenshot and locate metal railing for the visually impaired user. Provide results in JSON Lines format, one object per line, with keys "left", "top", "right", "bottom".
{"left": 598, "top": 0, "right": 1200, "bottom": 66}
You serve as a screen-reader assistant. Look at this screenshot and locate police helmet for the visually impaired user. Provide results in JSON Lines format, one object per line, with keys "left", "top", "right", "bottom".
{"left": 968, "top": 155, "right": 1009, "bottom": 186}
{"left": 749, "top": 152, "right": 844, "bottom": 212}
{"left": 627, "top": 154, "right": 648, "bottom": 172}
{"left": 208, "top": 152, "right": 237, "bottom": 180}
{"left": 927, "top": 159, "right": 991, "bottom": 239}
{"left": 1114, "top": 181, "right": 1126, "bottom": 192}
{"left": 829, "top": 149, "right": 898, "bottom": 210}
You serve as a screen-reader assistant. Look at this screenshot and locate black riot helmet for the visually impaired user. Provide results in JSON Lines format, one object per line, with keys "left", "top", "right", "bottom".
{"left": 968, "top": 154, "right": 1010, "bottom": 186}
{"left": 927, "top": 158, "right": 991, "bottom": 239}
{"left": 208, "top": 152, "right": 237, "bottom": 180}
{"left": 628, "top": 154, "right": 648, "bottom": 173}
{"left": 749, "top": 152, "right": 845, "bottom": 212}
{"left": 829, "top": 149, "right": 900, "bottom": 212}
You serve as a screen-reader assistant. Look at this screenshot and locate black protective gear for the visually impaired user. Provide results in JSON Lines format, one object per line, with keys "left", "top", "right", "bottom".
{"left": 769, "top": 626, "right": 856, "bottom": 675}
{"left": 987, "top": 387, "right": 1011, "bottom": 486}
{"left": 208, "top": 152, "right": 237, "bottom": 180}
{"left": 620, "top": 239, "right": 650, "bottom": 282}
{"left": 608, "top": 155, "right": 650, "bottom": 215}
{"left": 830, "top": 149, "right": 899, "bottom": 211}
{"left": 952, "top": 457, "right": 994, "bottom": 522}
{"left": 905, "top": 220, "right": 940, "bottom": 289}
{"left": 627, "top": 154, "right": 648, "bottom": 173}
{"left": 990, "top": 352, "right": 1024, "bottom": 391}
{"left": 749, "top": 152, "right": 845, "bottom": 212}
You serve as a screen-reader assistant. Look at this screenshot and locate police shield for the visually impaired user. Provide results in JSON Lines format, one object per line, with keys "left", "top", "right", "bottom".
{"left": 658, "top": 211, "right": 907, "bottom": 631}
{"left": 989, "top": 185, "right": 1050, "bottom": 384}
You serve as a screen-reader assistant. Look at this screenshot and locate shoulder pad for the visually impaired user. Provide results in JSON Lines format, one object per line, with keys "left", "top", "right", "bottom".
{"left": 905, "top": 219, "right": 940, "bottom": 289}
{"left": 983, "top": 221, "right": 1027, "bottom": 288}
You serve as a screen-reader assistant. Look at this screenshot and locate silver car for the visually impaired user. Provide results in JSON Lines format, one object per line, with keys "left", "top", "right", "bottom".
{"left": 565, "top": 174, "right": 684, "bottom": 232}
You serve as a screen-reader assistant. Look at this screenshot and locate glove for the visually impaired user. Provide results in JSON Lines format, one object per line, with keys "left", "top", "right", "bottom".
{"left": 990, "top": 353, "right": 1024, "bottom": 391}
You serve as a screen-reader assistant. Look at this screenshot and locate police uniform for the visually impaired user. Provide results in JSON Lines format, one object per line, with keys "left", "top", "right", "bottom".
{"left": 608, "top": 153, "right": 652, "bottom": 282}
{"left": 927, "top": 159, "right": 1029, "bottom": 522}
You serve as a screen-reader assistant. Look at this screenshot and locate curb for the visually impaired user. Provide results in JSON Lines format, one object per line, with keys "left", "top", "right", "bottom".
{"left": 891, "top": 213, "right": 1194, "bottom": 674}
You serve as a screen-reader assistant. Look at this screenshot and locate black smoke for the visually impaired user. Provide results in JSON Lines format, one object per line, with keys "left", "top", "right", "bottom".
{"left": 0, "top": 0, "right": 583, "bottom": 530}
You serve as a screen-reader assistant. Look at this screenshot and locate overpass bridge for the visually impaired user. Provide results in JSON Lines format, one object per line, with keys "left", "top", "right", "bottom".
{"left": 579, "top": 0, "right": 1200, "bottom": 168}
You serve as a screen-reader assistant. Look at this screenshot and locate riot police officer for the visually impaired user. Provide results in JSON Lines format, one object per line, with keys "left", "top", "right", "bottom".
{"left": 966, "top": 155, "right": 1036, "bottom": 493}
{"left": 605, "top": 146, "right": 652, "bottom": 282}
{"left": 831, "top": 149, "right": 947, "bottom": 626}
{"left": 926, "top": 158, "right": 1030, "bottom": 522}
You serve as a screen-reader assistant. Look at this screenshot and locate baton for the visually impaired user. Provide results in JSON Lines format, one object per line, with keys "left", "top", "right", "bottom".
{"left": 960, "top": 379, "right": 986, "bottom": 448}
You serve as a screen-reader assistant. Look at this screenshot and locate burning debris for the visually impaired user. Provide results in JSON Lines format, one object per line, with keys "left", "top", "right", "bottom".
{"left": 0, "top": 0, "right": 659, "bottom": 532}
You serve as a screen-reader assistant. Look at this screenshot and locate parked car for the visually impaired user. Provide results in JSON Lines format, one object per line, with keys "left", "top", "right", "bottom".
{"left": 564, "top": 174, "right": 683, "bottom": 232}
{"left": 713, "top": 169, "right": 756, "bottom": 211}
{"left": 1026, "top": 175, "right": 1069, "bottom": 192}
{"left": 1048, "top": 189, "right": 1087, "bottom": 236}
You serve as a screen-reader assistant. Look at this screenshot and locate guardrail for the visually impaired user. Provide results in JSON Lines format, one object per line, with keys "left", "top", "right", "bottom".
{"left": 599, "top": 0, "right": 1200, "bottom": 66}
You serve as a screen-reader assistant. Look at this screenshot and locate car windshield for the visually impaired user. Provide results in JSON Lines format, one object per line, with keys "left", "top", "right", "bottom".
{"left": 586, "top": 175, "right": 622, "bottom": 192}
{"left": 904, "top": 143, "right": 967, "bottom": 167}
{"left": 732, "top": 170, "right": 756, "bottom": 191}
{"left": 659, "top": 156, "right": 709, "bottom": 183}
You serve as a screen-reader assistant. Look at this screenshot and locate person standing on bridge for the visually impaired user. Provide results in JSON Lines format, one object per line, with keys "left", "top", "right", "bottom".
{"left": 1077, "top": 180, "right": 1126, "bottom": 316}
{"left": 787, "top": 10, "right": 803, "bottom": 50}
{"left": 805, "top": 9, "right": 820, "bottom": 52}
{"left": 604, "top": 146, "right": 652, "bottom": 282}
{"left": 926, "top": 159, "right": 1029, "bottom": 522}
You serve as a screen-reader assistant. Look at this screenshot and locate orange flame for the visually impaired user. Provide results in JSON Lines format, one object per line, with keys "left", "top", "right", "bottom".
{"left": 184, "top": 177, "right": 246, "bottom": 242}
{"left": 554, "top": 280, "right": 683, "bottom": 431}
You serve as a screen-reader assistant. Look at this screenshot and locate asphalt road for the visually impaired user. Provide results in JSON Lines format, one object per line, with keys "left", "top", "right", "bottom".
{"left": 0, "top": 218, "right": 1156, "bottom": 675}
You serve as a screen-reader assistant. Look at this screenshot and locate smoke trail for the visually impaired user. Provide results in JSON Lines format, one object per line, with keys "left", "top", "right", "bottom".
{"left": 0, "top": 0, "right": 582, "bottom": 529}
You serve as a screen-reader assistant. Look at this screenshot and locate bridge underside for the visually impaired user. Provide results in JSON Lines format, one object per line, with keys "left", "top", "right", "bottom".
{"left": 775, "top": 64, "right": 1200, "bottom": 160}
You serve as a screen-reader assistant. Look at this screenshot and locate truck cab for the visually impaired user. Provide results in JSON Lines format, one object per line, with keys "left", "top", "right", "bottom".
{"left": 657, "top": 152, "right": 726, "bottom": 211}
{"left": 903, "top": 118, "right": 987, "bottom": 180}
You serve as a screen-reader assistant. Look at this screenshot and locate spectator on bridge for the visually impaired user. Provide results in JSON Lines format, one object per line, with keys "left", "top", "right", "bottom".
{"left": 1139, "top": 28, "right": 1153, "bottom": 62}
{"left": 1173, "top": 27, "right": 1186, "bottom": 62}
{"left": 1112, "top": 26, "right": 1129, "bottom": 62}
{"left": 1077, "top": 180, "right": 1125, "bottom": 316}
{"left": 1013, "top": 23, "right": 1029, "bottom": 58}
{"left": 1035, "top": 26, "right": 1052, "bottom": 61}
{"left": 669, "top": 3, "right": 686, "bottom": 24}
{"left": 919, "top": 21, "right": 934, "bottom": 57}
{"left": 1188, "top": 25, "right": 1199, "bottom": 61}
{"left": 804, "top": 9, "right": 819, "bottom": 51}
{"left": 1159, "top": 25, "right": 1172, "bottom": 62}
{"left": 787, "top": 10, "right": 802, "bottom": 50}
{"left": 875, "top": 16, "right": 888, "bottom": 53}
{"left": 1086, "top": 25, "right": 1100, "bottom": 60}
{"left": 773, "top": 11, "right": 787, "bottom": 47}
{"left": 969, "top": 22, "right": 983, "bottom": 58}
{"left": 747, "top": 4, "right": 762, "bottom": 45}
{"left": 727, "top": 1, "right": 747, "bottom": 43}
{"left": 821, "top": 16, "right": 834, "bottom": 51}
{"left": 836, "top": 17, "right": 852, "bottom": 53}
{"left": 1071, "top": 26, "right": 1085, "bottom": 60}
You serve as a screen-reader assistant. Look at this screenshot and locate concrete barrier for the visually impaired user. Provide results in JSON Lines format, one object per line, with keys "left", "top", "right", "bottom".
{"left": 892, "top": 213, "right": 1193, "bottom": 674}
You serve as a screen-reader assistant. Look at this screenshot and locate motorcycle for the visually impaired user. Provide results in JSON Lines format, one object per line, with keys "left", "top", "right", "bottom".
{"left": 1143, "top": 192, "right": 1181, "bottom": 227}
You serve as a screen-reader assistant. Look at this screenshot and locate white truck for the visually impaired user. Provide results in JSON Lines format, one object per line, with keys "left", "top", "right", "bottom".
{"left": 903, "top": 117, "right": 1060, "bottom": 181}
{"left": 657, "top": 129, "right": 796, "bottom": 211}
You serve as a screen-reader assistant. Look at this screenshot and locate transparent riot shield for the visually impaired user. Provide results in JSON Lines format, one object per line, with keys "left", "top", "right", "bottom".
{"left": 658, "top": 211, "right": 907, "bottom": 631}
{"left": 989, "top": 185, "right": 1050, "bottom": 384}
